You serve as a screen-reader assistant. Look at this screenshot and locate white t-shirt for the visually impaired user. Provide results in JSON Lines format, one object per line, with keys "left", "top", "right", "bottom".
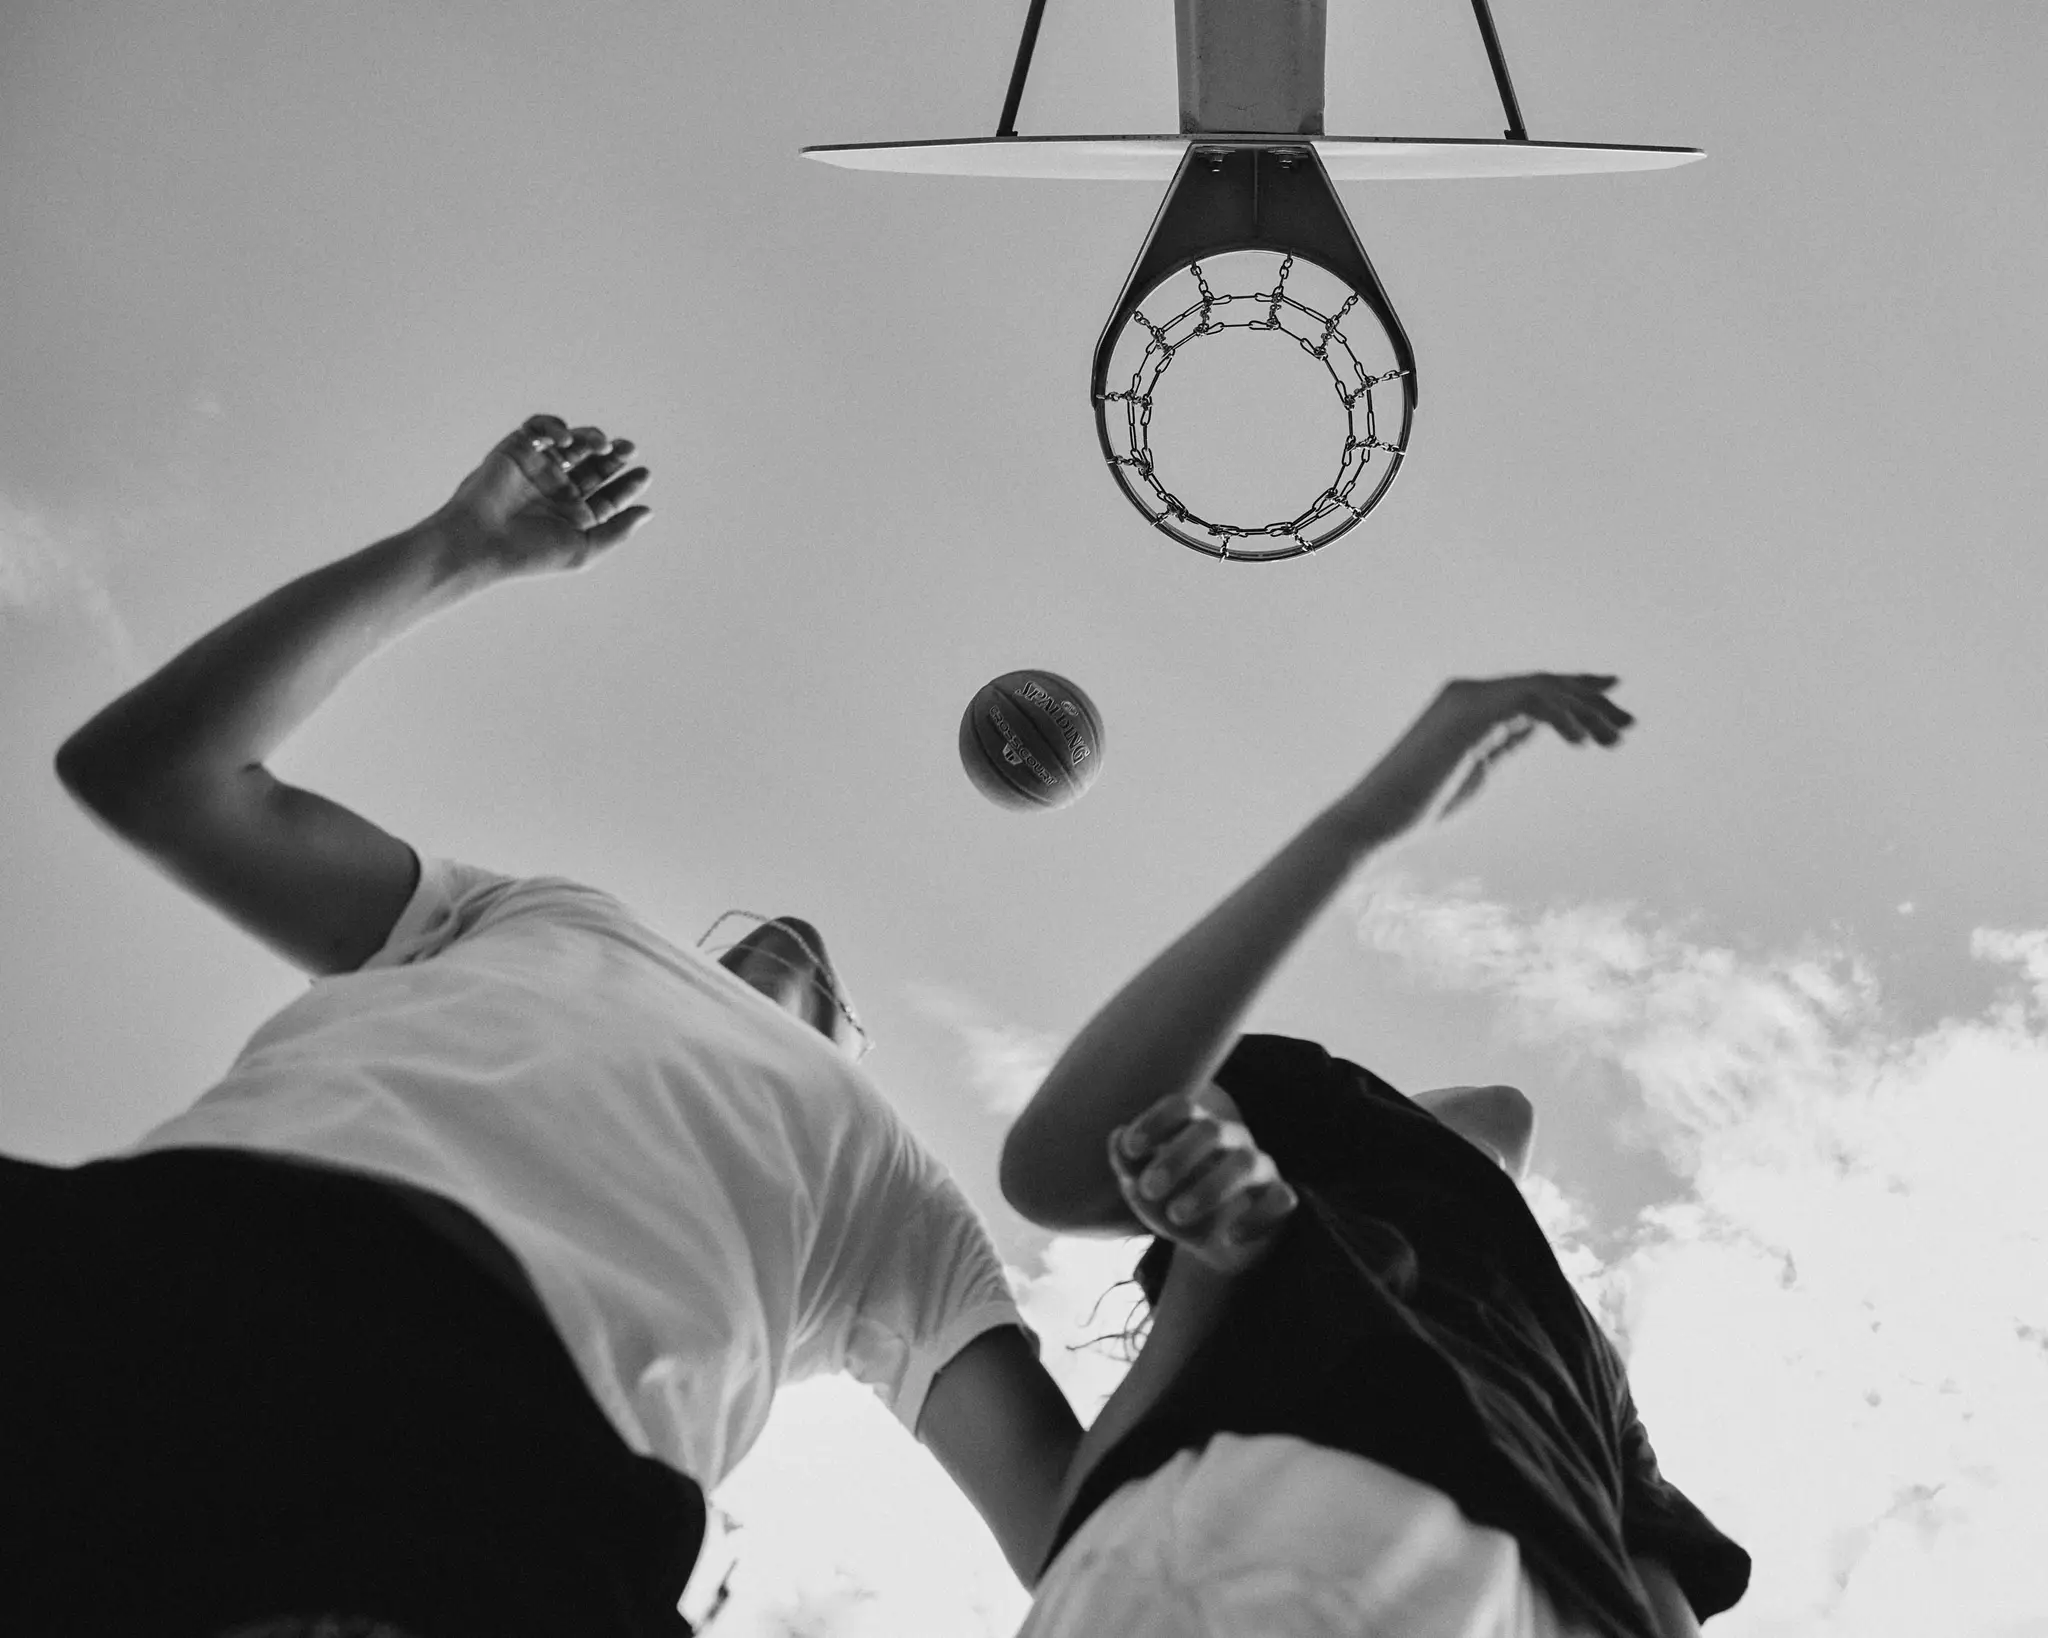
{"left": 136, "top": 859, "right": 1024, "bottom": 1489}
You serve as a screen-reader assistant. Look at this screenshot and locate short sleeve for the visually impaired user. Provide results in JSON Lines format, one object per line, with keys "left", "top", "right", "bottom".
{"left": 839, "top": 1172, "right": 1031, "bottom": 1434}
{"left": 1615, "top": 1373, "right": 1753, "bottom": 1619}
{"left": 359, "top": 856, "right": 517, "bottom": 971}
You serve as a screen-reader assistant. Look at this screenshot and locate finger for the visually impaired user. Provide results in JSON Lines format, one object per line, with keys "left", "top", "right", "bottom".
{"left": 1223, "top": 1180, "right": 1299, "bottom": 1244}
{"left": 1117, "top": 1167, "right": 1217, "bottom": 1247}
{"left": 1119, "top": 1094, "right": 1201, "bottom": 1161}
{"left": 1149, "top": 1142, "right": 1259, "bottom": 1229}
{"left": 1557, "top": 675, "right": 1631, "bottom": 720}
{"left": 1578, "top": 689, "right": 1635, "bottom": 734}
{"left": 1486, "top": 719, "right": 1538, "bottom": 758}
{"left": 565, "top": 451, "right": 625, "bottom": 499}
{"left": 1519, "top": 693, "right": 1588, "bottom": 745}
{"left": 573, "top": 438, "right": 638, "bottom": 489}
{"left": 586, "top": 505, "right": 652, "bottom": 551}
{"left": 565, "top": 440, "right": 628, "bottom": 484}
{"left": 1110, "top": 1125, "right": 1173, "bottom": 1204}
{"left": 1132, "top": 1119, "right": 1229, "bottom": 1203}
{"left": 518, "top": 413, "right": 572, "bottom": 449}
{"left": 1435, "top": 759, "right": 1491, "bottom": 822}
{"left": 1434, "top": 717, "right": 1534, "bottom": 820}
{"left": 506, "top": 437, "right": 573, "bottom": 498}
{"left": 1545, "top": 690, "right": 1618, "bottom": 747}
{"left": 564, "top": 424, "right": 610, "bottom": 461}
{"left": 1577, "top": 704, "right": 1624, "bottom": 746}
{"left": 1559, "top": 689, "right": 1632, "bottom": 746}
{"left": 586, "top": 466, "right": 651, "bottom": 521}
{"left": 1158, "top": 1145, "right": 1258, "bottom": 1228}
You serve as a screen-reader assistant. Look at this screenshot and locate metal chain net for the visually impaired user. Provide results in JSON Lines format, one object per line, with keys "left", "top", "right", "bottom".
{"left": 1097, "top": 254, "right": 1410, "bottom": 560}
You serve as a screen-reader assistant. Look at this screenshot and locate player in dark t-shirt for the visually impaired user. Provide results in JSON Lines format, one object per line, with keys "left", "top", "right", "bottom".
{"left": 1002, "top": 674, "right": 1750, "bottom": 1638}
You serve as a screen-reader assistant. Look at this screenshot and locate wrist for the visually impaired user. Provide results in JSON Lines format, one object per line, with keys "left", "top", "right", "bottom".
{"left": 410, "top": 510, "right": 508, "bottom": 601}
{"left": 1159, "top": 1245, "right": 1243, "bottom": 1311}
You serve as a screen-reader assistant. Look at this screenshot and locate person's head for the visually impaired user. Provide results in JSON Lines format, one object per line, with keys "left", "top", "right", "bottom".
{"left": 707, "top": 912, "right": 870, "bottom": 1062}
{"left": 1412, "top": 1083, "right": 1536, "bottom": 1179}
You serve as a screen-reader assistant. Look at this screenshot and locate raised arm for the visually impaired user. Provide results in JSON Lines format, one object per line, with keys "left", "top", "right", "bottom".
{"left": 54, "top": 415, "right": 651, "bottom": 974}
{"left": 1000, "top": 674, "right": 1633, "bottom": 1232}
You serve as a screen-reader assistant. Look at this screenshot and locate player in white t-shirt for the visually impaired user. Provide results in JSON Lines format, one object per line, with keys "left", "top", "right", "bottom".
{"left": 18, "top": 414, "right": 1298, "bottom": 1638}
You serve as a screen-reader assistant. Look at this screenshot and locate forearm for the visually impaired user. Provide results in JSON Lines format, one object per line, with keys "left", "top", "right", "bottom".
{"left": 1049, "top": 1250, "right": 1238, "bottom": 1533}
{"left": 1000, "top": 672, "right": 1633, "bottom": 1230}
{"left": 1632, "top": 1555, "right": 1703, "bottom": 1638}
{"left": 1002, "top": 787, "right": 1398, "bottom": 1229}
{"left": 57, "top": 516, "right": 487, "bottom": 815}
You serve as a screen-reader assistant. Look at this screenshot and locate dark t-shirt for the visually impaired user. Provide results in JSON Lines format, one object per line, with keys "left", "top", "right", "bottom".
{"left": 1046, "top": 1035, "right": 1750, "bottom": 1638}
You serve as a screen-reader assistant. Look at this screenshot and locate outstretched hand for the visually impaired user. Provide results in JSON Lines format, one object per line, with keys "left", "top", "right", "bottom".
{"left": 1109, "top": 1084, "right": 1298, "bottom": 1275}
{"left": 434, "top": 413, "right": 654, "bottom": 579}
{"left": 1349, "top": 673, "right": 1635, "bottom": 839}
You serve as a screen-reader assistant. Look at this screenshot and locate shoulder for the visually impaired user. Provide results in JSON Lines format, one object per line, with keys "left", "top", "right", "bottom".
{"left": 357, "top": 858, "right": 638, "bottom": 969}
{"left": 1410, "top": 1084, "right": 1536, "bottom": 1176}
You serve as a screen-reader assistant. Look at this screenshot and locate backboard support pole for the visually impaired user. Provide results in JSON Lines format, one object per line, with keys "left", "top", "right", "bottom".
{"left": 1466, "top": 0, "right": 1529, "bottom": 141}
{"left": 996, "top": 0, "right": 1051, "bottom": 137}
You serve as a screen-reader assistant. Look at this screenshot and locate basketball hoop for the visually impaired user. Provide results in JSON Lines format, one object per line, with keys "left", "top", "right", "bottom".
{"left": 1098, "top": 251, "right": 1409, "bottom": 560}
{"left": 1092, "top": 142, "right": 1417, "bottom": 560}
{"left": 803, "top": 0, "right": 1701, "bottom": 562}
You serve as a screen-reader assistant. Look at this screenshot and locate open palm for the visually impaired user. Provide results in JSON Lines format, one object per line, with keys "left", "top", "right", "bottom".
{"left": 438, "top": 412, "right": 654, "bottom": 578}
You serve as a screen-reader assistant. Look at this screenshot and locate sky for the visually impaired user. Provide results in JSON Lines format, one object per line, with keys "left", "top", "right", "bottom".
{"left": 2, "top": 1, "right": 2044, "bottom": 1633}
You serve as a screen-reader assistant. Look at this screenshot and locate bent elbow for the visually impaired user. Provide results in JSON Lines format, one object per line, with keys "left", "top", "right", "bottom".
{"left": 53, "top": 729, "right": 191, "bottom": 841}
{"left": 999, "top": 1115, "right": 1090, "bottom": 1229}
{"left": 54, "top": 731, "right": 123, "bottom": 818}
{"left": 1000, "top": 1115, "right": 1127, "bottom": 1233}
{"left": 998, "top": 1122, "right": 1051, "bottom": 1224}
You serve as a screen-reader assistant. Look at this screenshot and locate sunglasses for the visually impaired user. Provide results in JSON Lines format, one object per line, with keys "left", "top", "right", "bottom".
{"left": 696, "top": 910, "right": 875, "bottom": 1061}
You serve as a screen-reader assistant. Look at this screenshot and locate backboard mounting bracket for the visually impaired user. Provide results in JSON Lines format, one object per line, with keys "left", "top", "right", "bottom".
{"left": 1089, "top": 145, "right": 1415, "bottom": 404}
{"left": 996, "top": 0, "right": 1537, "bottom": 146}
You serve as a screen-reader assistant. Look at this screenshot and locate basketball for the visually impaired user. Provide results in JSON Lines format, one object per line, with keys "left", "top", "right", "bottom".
{"left": 958, "top": 670, "right": 1106, "bottom": 812}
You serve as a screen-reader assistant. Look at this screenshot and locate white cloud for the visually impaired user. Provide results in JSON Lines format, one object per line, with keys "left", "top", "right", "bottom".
{"left": 1354, "top": 876, "right": 2048, "bottom": 1638}
{"left": 704, "top": 1230, "right": 1144, "bottom": 1638}
{"left": 906, "top": 983, "right": 1063, "bottom": 1116}
{"left": 1013, "top": 1230, "right": 1152, "bottom": 1416}
{"left": 708, "top": 1376, "right": 1028, "bottom": 1638}
{"left": 0, "top": 491, "right": 137, "bottom": 672}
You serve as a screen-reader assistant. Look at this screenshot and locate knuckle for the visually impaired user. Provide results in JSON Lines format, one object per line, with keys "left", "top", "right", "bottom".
{"left": 1216, "top": 1146, "right": 1255, "bottom": 1182}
